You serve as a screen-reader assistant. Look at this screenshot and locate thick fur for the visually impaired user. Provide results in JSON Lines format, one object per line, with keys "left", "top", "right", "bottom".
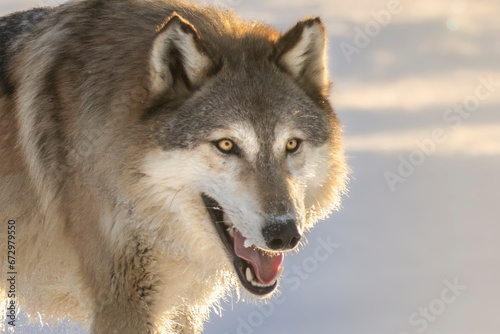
{"left": 0, "top": 0, "right": 347, "bottom": 333}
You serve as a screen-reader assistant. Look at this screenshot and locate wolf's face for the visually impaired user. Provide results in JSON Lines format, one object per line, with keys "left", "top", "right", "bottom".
{"left": 132, "top": 14, "right": 346, "bottom": 296}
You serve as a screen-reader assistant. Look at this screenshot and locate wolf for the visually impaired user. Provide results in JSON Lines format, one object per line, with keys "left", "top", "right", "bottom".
{"left": 0, "top": 0, "right": 347, "bottom": 333}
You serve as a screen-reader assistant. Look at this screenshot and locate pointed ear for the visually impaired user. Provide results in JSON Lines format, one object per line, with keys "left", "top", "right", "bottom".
{"left": 149, "top": 13, "right": 214, "bottom": 96}
{"left": 273, "top": 18, "right": 329, "bottom": 98}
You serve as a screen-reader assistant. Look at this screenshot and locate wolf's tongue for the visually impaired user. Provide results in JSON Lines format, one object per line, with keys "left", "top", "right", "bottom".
{"left": 234, "top": 229, "right": 283, "bottom": 285}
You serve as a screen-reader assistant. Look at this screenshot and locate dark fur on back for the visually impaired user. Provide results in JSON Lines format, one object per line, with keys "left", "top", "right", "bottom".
{"left": 0, "top": 8, "right": 52, "bottom": 95}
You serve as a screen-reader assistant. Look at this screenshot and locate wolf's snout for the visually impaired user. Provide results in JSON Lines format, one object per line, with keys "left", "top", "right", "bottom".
{"left": 262, "top": 218, "right": 301, "bottom": 251}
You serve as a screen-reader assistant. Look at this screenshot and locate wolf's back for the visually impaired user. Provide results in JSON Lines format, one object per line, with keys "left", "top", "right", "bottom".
{"left": 0, "top": 8, "right": 53, "bottom": 96}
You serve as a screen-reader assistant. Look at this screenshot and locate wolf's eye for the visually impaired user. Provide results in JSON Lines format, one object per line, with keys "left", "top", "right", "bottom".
{"left": 215, "top": 139, "right": 239, "bottom": 155}
{"left": 286, "top": 139, "right": 301, "bottom": 153}
{"left": 218, "top": 139, "right": 233, "bottom": 152}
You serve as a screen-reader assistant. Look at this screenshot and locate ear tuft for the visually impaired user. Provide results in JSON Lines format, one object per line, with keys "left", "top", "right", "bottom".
{"left": 274, "top": 18, "right": 329, "bottom": 97}
{"left": 149, "top": 13, "right": 214, "bottom": 96}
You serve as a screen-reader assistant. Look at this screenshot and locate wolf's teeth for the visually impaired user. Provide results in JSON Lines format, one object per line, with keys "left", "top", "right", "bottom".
{"left": 245, "top": 267, "right": 254, "bottom": 282}
{"left": 245, "top": 267, "right": 277, "bottom": 288}
{"left": 228, "top": 227, "right": 234, "bottom": 238}
{"left": 250, "top": 280, "right": 275, "bottom": 288}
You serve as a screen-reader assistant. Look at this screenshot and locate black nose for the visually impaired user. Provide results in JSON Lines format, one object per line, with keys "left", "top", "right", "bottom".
{"left": 262, "top": 218, "right": 301, "bottom": 251}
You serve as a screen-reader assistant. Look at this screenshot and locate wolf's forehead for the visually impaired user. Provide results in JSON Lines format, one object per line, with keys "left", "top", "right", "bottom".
{"left": 156, "top": 84, "right": 332, "bottom": 152}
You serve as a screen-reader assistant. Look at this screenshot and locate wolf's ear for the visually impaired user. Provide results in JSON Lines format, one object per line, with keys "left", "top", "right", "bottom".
{"left": 273, "top": 18, "right": 329, "bottom": 98}
{"left": 149, "top": 13, "right": 214, "bottom": 96}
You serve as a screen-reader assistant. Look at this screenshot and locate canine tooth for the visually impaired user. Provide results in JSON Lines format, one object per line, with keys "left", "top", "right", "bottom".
{"left": 228, "top": 227, "right": 234, "bottom": 238}
{"left": 245, "top": 267, "right": 254, "bottom": 282}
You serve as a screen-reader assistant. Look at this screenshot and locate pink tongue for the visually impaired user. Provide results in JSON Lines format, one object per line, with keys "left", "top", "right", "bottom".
{"left": 234, "top": 229, "right": 283, "bottom": 285}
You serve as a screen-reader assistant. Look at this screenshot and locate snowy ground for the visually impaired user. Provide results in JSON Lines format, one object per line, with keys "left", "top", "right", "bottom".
{"left": 2, "top": 0, "right": 499, "bottom": 333}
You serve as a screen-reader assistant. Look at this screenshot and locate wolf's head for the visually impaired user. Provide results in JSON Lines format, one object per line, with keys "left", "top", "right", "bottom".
{"left": 125, "top": 12, "right": 347, "bottom": 297}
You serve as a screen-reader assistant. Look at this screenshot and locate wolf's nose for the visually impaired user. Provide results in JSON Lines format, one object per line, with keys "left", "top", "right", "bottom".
{"left": 262, "top": 218, "right": 301, "bottom": 251}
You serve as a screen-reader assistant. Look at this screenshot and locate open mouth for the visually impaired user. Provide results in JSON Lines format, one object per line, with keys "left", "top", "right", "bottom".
{"left": 201, "top": 194, "right": 283, "bottom": 296}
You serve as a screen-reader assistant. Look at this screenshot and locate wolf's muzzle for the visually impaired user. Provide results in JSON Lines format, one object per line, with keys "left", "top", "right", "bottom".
{"left": 202, "top": 193, "right": 282, "bottom": 295}
{"left": 262, "top": 217, "right": 301, "bottom": 251}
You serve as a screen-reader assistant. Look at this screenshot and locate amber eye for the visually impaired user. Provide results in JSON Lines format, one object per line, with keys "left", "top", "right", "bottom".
{"left": 286, "top": 139, "right": 301, "bottom": 153}
{"left": 215, "top": 139, "right": 236, "bottom": 154}
{"left": 218, "top": 139, "right": 233, "bottom": 152}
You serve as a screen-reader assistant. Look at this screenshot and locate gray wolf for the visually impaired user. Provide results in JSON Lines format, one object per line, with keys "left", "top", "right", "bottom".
{"left": 0, "top": 0, "right": 347, "bottom": 332}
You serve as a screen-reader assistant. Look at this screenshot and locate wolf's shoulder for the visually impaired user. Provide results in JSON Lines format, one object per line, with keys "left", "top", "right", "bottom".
{"left": 0, "top": 7, "right": 53, "bottom": 95}
{"left": 0, "top": 7, "right": 52, "bottom": 48}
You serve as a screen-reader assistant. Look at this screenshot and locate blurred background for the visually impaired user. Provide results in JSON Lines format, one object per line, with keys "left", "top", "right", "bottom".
{"left": 2, "top": 0, "right": 499, "bottom": 333}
